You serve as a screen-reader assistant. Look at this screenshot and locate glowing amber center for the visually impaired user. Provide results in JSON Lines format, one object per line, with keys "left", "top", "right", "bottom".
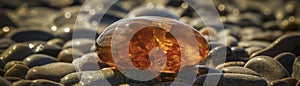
{"left": 96, "top": 16, "right": 209, "bottom": 73}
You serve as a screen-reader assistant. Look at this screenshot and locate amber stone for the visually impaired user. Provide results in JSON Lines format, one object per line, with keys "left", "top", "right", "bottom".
{"left": 96, "top": 16, "right": 209, "bottom": 73}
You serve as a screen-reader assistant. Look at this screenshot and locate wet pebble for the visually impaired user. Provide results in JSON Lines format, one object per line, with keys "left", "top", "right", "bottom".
{"left": 245, "top": 56, "right": 289, "bottom": 81}
{"left": 26, "top": 62, "right": 75, "bottom": 82}
{"left": 22, "top": 54, "right": 57, "bottom": 68}
{"left": 0, "top": 43, "right": 34, "bottom": 64}
{"left": 4, "top": 64, "right": 29, "bottom": 78}
{"left": 274, "top": 52, "right": 296, "bottom": 74}
{"left": 194, "top": 73, "right": 268, "bottom": 86}
{"left": 63, "top": 38, "right": 95, "bottom": 53}
{"left": 57, "top": 48, "right": 84, "bottom": 63}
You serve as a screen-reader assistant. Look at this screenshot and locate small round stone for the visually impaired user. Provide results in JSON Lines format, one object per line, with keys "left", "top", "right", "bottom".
{"left": 57, "top": 48, "right": 84, "bottom": 63}
{"left": 245, "top": 56, "right": 289, "bottom": 81}
{"left": 22, "top": 54, "right": 57, "bottom": 68}
{"left": 26, "top": 62, "right": 76, "bottom": 82}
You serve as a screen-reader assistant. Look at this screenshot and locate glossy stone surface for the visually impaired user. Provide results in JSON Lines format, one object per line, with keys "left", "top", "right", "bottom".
{"left": 96, "top": 16, "right": 209, "bottom": 73}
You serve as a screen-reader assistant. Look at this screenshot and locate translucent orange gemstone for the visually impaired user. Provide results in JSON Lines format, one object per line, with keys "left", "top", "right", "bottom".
{"left": 96, "top": 16, "right": 209, "bottom": 73}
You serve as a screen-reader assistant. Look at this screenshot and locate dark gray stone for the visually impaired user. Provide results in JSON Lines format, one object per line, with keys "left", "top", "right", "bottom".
{"left": 221, "top": 66, "right": 260, "bottom": 76}
{"left": 215, "top": 62, "right": 245, "bottom": 70}
{"left": 57, "top": 48, "right": 84, "bottom": 63}
{"left": 127, "top": 7, "right": 180, "bottom": 20}
{"left": 60, "top": 72, "right": 80, "bottom": 86}
{"left": 0, "top": 43, "right": 34, "bottom": 63}
{"left": 5, "top": 29, "right": 55, "bottom": 42}
{"left": 63, "top": 38, "right": 95, "bottom": 53}
{"left": 0, "top": 76, "right": 11, "bottom": 86}
{"left": 22, "top": 54, "right": 57, "bottom": 68}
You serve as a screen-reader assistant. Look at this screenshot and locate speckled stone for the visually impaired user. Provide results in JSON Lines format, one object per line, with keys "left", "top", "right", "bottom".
{"left": 245, "top": 56, "right": 289, "bottom": 81}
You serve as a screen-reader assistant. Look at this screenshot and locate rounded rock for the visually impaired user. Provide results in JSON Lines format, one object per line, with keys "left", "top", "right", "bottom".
{"left": 22, "top": 54, "right": 57, "bottom": 68}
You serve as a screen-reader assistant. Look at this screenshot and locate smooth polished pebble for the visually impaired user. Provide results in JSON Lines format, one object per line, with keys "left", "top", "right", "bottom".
{"left": 25, "top": 62, "right": 76, "bottom": 82}
{"left": 32, "top": 42, "right": 63, "bottom": 57}
{"left": 63, "top": 38, "right": 95, "bottom": 53}
{"left": 4, "top": 64, "right": 29, "bottom": 78}
{"left": 200, "top": 46, "right": 236, "bottom": 67}
{"left": 57, "top": 48, "right": 84, "bottom": 63}
{"left": 238, "top": 41, "right": 271, "bottom": 48}
{"left": 251, "top": 33, "right": 300, "bottom": 58}
{"left": 0, "top": 43, "right": 34, "bottom": 63}
{"left": 293, "top": 57, "right": 300, "bottom": 80}
{"left": 47, "top": 38, "right": 65, "bottom": 46}
{"left": 270, "top": 77, "right": 298, "bottom": 86}
{"left": 22, "top": 54, "right": 57, "bottom": 68}
{"left": 274, "top": 52, "right": 296, "bottom": 74}
{"left": 221, "top": 66, "right": 260, "bottom": 76}
{"left": 245, "top": 56, "right": 289, "bottom": 81}
{"left": 193, "top": 73, "right": 268, "bottom": 86}
{"left": 231, "top": 47, "right": 248, "bottom": 58}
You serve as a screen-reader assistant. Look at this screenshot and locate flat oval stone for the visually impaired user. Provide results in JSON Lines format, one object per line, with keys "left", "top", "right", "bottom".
{"left": 63, "top": 38, "right": 95, "bottom": 53}
{"left": 0, "top": 38, "right": 15, "bottom": 50}
{"left": 245, "top": 47, "right": 263, "bottom": 56}
{"left": 251, "top": 33, "right": 300, "bottom": 58}
{"left": 215, "top": 61, "right": 246, "bottom": 70}
{"left": 293, "top": 57, "right": 300, "bottom": 80}
{"left": 245, "top": 56, "right": 289, "bottom": 81}
{"left": 194, "top": 73, "right": 268, "bottom": 86}
{"left": 54, "top": 27, "right": 98, "bottom": 41}
{"left": 5, "top": 29, "right": 54, "bottom": 42}
{"left": 26, "top": 62, "right": 75, "bottom": 82}
{"left": 32, "top": 42, "right": 63, "bottom": 57}
{"left": 231, "top": 47, "right": 248, "bottom": 58}
{"left": 200, "top": 46, "right": 235, "bottom": 67}
{"left": 221, "top": 66, "right": 260, "bottom": 76}
{"left": 47, "top": 38, "right": 65, "bottom": 47}
{"left": 195, "top": 65, "right": 221, "bottom": 76}
{"left": 4, "top": 64, "right": 29, "bottom": 78}
{"left": 57, "top": 48, "right": 84, "bottom": 63}
{"left": 274, "top": 52, "right": 296, "bottom": 74}
{"left": 0, "top": 76, "right": 11, "bottom": 86}
{"left": 270, "top": 77, "right": 298, "bottom": 86}
{"left": 0, "top": 43, "right": 34, "bottom": 63}
{"left": 22, "top": 54, "right": 57, "bottom": 68}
